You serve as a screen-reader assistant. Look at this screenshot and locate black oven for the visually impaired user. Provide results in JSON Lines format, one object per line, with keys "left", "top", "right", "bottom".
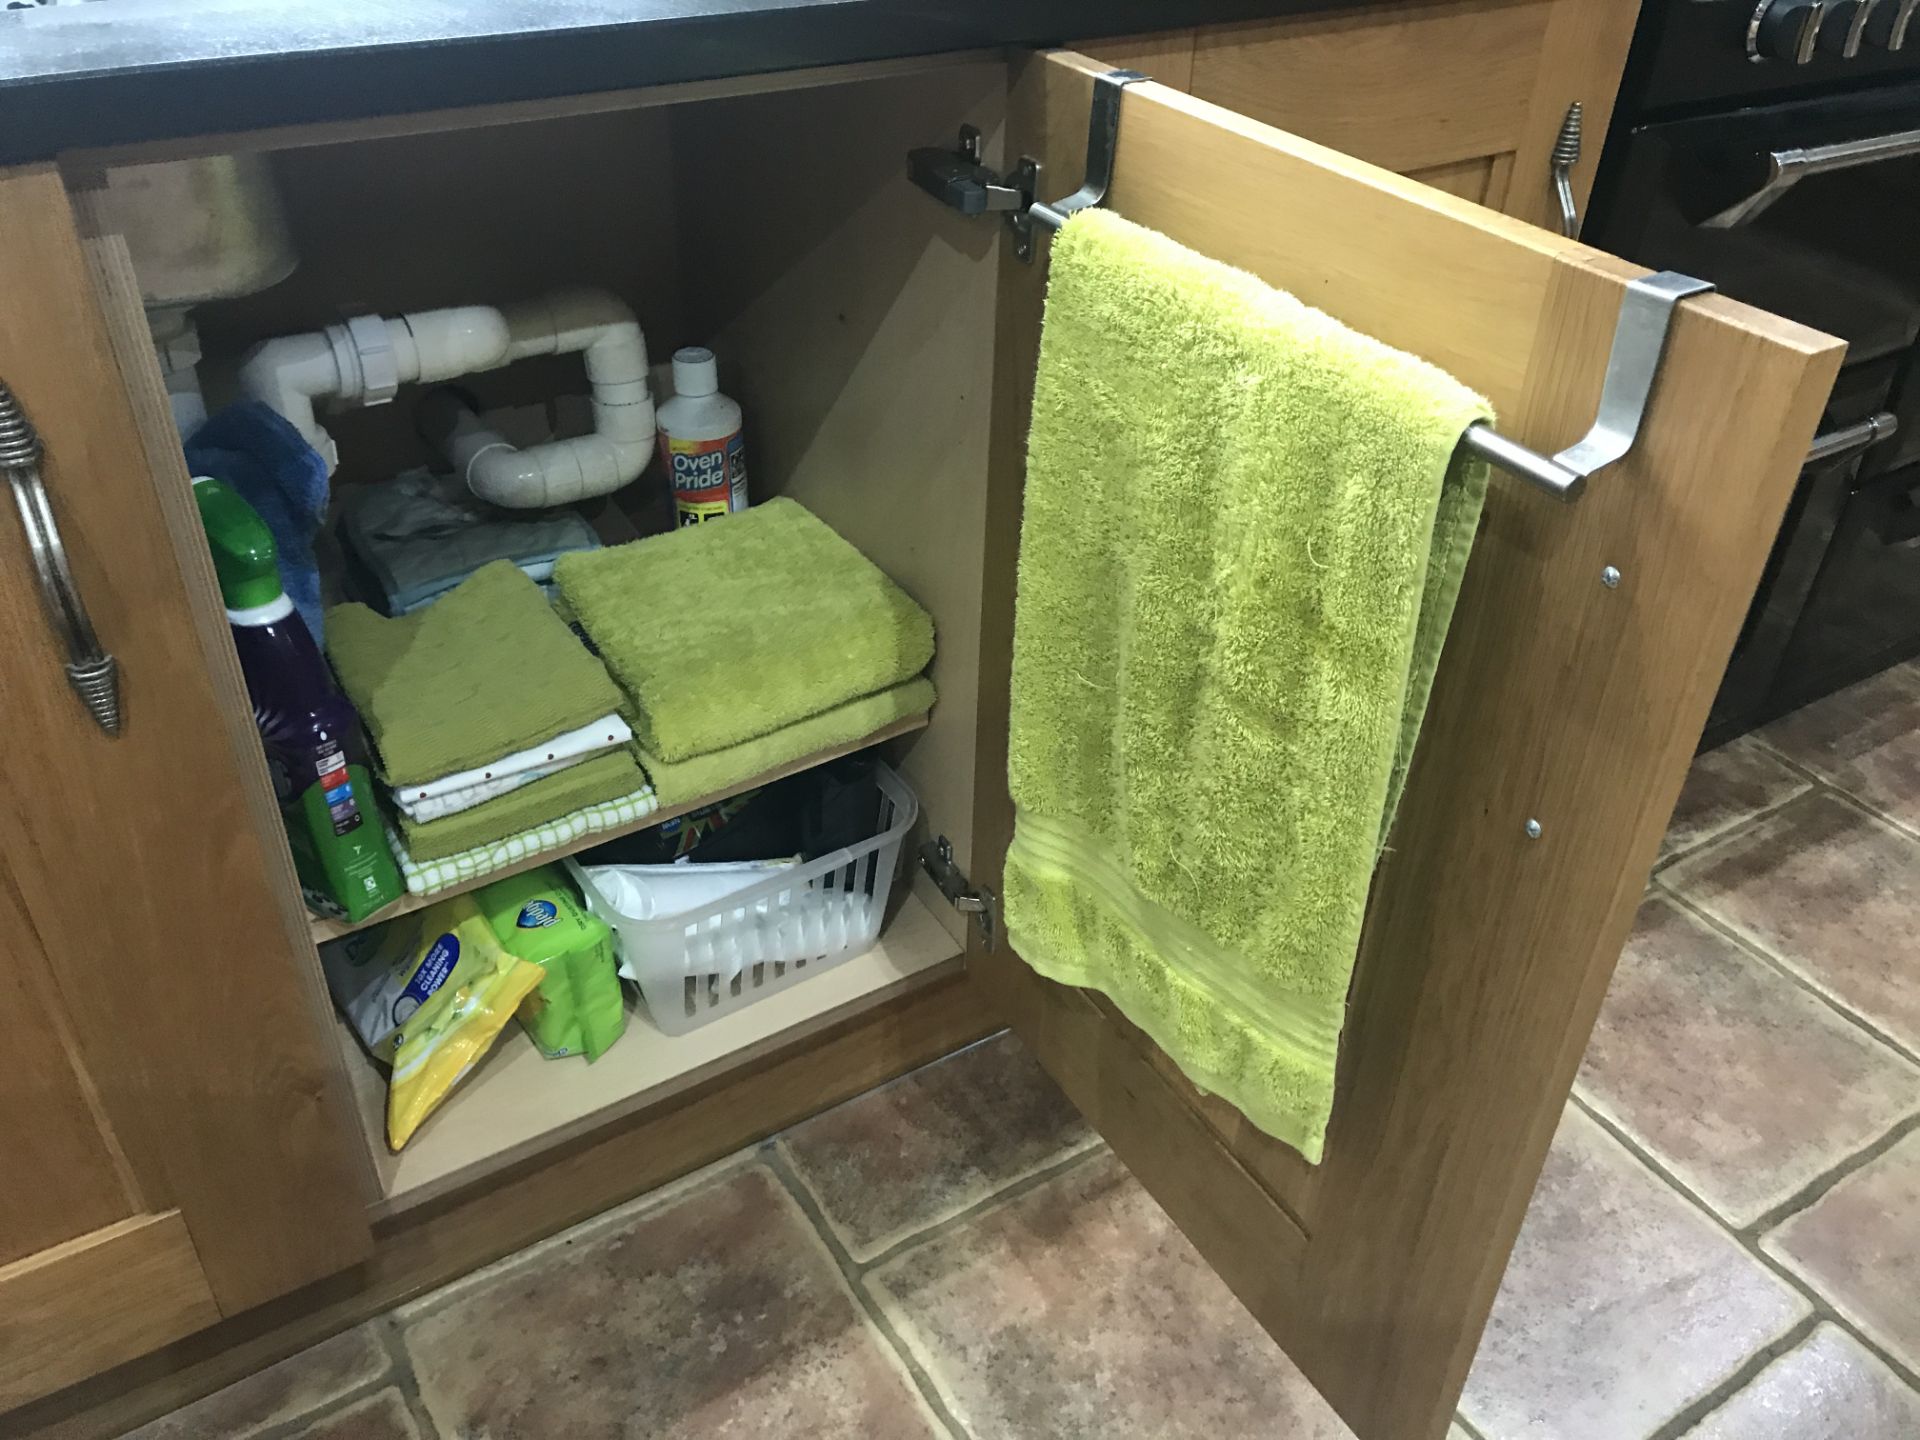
{"left": 1589, "top": 0, "right": 1920, "bottom": 745}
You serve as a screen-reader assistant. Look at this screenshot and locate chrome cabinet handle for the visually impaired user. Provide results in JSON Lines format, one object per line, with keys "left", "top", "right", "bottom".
{"left": 1703, "top": 125, "right": 1920, "bottom": 228}
{"left": 0, "top": 381, "right": 122, "bottom": 736}
{"left": 1550, "top": 102, "right": 1584, "bottom": 238}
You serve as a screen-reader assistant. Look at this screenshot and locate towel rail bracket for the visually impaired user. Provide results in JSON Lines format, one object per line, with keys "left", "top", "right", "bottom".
{"left": 905, "top": 71, "right": 1718, "bottom": 501}
{"left": 904, "top": 70, "right": 1149, "bottom": 263}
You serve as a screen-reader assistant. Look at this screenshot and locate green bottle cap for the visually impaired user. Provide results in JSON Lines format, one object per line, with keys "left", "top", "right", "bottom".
{"left": 191, "top": 475, "right": 286, "bottom": 611}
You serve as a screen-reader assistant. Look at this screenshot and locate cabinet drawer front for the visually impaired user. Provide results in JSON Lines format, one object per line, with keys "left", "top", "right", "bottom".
{"left": 972, "top": 51, "right": 1841, "bottom": 1440}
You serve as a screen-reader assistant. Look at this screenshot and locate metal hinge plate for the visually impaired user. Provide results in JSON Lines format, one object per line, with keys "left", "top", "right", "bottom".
{"left": 919, "top": 835, "right": 997, "bottom": 949}
{"left": 905, "top": 125, "right": 1044, "bottom": 262}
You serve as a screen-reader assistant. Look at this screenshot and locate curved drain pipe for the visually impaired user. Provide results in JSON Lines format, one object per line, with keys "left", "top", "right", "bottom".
{"left": 236, "top": 287, "right": 652, "bottom": 507}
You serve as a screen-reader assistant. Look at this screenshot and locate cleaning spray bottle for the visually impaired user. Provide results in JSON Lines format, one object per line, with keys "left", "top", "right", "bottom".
{"left": 192, "top": 475, "right": 404, "bottom": 922}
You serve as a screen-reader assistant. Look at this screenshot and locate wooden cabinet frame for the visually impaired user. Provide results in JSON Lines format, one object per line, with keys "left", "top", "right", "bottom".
{"left": 0, "top": 31, "right": 1840, "bottom": 1440}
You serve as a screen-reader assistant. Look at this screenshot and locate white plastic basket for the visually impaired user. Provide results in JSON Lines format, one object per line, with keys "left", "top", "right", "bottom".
{"left": 568, "top": 762, "right": 919, "bottom": 1035}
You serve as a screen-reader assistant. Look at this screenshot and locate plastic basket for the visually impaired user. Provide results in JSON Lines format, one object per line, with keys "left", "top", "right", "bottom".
{"left": 567, "top": 762, "right": 919, "bottom": 1035}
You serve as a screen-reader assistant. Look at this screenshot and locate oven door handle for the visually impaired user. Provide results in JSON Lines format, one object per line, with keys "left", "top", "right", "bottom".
{"left": 1702, "top": 127, "right": 1920, "bottom": 229}
{"left": 1806, "top": 411, "right": 1900, "bottom": 467}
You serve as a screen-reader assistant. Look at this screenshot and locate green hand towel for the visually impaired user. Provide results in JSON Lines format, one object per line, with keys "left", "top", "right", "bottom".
{"left": 397, "top": 749, "right": 648, "bottom": 862}
{"left": 637, "top": 677, "right": 935, "bottom": 808}
{"left": 327, "top": 560, "right": 625, "bottom": 787}
{"left": 1004, "top": 211, "right": 1491, "bottom": 1164}
{"left": 553, "top": 498, "right": 934, "bottom": 763}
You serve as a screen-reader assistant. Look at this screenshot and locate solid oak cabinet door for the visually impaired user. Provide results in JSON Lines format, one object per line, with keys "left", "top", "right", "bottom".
{"left": 967, "top": 52, "right": 1842, "bottom": 1440}
{"left": 0, "top": 165, "right": 373, "bottom": 1410}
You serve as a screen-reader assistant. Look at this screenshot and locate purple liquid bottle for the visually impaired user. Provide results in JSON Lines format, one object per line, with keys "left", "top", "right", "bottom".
{"left": 193, "top": 476, "right": 402, "bottom": 921}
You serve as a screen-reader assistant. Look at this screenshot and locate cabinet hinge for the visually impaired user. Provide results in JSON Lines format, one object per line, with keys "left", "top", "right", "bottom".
{"left": 918, "top": 835, "right": 997, "bottom": 949}
{"left": 905, "top": 124, "right": 1044, "bottom": 261}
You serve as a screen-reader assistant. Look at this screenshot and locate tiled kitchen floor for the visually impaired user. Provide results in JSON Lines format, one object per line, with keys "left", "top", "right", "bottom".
{"left": 123, "top": 662, "right": 1920, "bottom": 1440}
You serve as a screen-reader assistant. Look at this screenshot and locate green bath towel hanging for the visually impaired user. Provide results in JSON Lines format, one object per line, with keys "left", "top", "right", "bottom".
{"left": 1004, "top": 210, "right": 1492, "bottom": 1163}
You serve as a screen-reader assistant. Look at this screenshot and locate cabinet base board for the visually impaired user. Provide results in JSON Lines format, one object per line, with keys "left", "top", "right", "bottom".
{"left": 0, "top": 970, "right": 997, "bottom": 1440}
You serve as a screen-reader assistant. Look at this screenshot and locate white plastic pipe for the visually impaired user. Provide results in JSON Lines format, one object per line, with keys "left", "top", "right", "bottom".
{"left": 236, "top": 328, "right": 346, "bottom": 469}
{"left": 235, "top": 287, "right": 651, "bottom": 507}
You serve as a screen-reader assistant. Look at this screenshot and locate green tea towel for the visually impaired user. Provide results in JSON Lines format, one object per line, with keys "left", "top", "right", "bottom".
{"left": 327, "top": 560, "right": 625, "bottom": 787}
{"left": 386, "top": 783, "right": 660, "bottom": 897}
{"left": 553, "top": 498, "right": 934, "bottom": 763}
{"left": 1004, "top": 210, "right": 1491, "bottom": 1164}
{"left": 398, "top": 749, "right": 647, "bottom": 862}
{"left": 637, "top": 677, "right": 935, "bottom": 808}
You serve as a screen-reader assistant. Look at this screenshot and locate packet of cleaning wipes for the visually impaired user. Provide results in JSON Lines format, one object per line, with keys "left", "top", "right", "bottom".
{"left": 474, "top": 866, "right": 626, "bottom": 1062}
{"left": 320, "top": 893, "right": 543, "bottom": 1149}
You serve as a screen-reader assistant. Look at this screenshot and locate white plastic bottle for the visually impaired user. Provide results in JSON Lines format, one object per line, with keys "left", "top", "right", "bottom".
{"left": 656, "top": 347, "right": 748, "bottom": 526}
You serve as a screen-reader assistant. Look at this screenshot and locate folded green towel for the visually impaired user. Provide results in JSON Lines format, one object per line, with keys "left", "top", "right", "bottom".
{"left": 637, "top": 678, "right": 935, "bottom": 808}
{"left": 386, "top": 783, "right": 660, "bottom": 897}
{"left": 328, "top": 560, "right": 625, "bottom": 787}
{"left": 1004, "top": 211, "right": 1491, "bottom": 1163}
{"left": 397, "top": 749, "right": 647, "bottom": 862}
{"left": 553, "top": 498, "right": 934, "bottom": 763}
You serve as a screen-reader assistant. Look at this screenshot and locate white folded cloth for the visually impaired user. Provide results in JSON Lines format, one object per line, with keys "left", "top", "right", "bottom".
{"left": 392, "top": 713, "right": 633, "bottom": 821}
{"left": 395, "top": 754, "right": 590, "bottom": 822}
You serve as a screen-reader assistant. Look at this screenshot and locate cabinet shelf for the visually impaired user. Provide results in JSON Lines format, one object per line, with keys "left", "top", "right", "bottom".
{"left": 308, "top": 711, "right": 930, "bottom": 944}
{"left": 341, "top": 890, "right": 962, "bottom": 1212}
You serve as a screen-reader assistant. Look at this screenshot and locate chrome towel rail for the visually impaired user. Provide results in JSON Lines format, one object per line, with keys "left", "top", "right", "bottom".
{"left": 907, "top": 68, "right": 1719, "bottom": 503}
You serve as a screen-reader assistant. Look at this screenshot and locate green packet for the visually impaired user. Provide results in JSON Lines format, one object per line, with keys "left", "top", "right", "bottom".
{"left": 474, "top": 865, "right": 626, "bottom": 1062}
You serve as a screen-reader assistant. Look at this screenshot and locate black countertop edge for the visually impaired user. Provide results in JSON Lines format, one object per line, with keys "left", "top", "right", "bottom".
{"left": 0, "top": 0, "right": 1368, "bottom": 165}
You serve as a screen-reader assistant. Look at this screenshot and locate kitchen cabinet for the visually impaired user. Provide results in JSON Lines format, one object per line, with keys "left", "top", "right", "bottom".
{"left": 0, "top": 30, "right": 1838, "bottom": 1440}
{"left": 1090, "top": 0, "right": 1641, "bottom": 228}
{"left": 0, "top": 169, "right": 374, "bottom": 1414}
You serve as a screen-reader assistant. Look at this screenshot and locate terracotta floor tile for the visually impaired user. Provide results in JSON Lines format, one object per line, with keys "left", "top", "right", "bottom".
{"left": 285, "top": 1388, "right": 423, "bottom": 1440}
{"left": 118, "top": 1325, "right": 392, "bottom": 1440}
{"left": 390, "top": 1154, "right": 754, "bottom": 1323}
{"left": 1764, "top": 1129, "right": 1920, "bottom": 1372}
{"left": 400, "top": 1162, "right": 943, "bottom": 1440}
{"left": 1664, "top": 792, "right": 1920, "bottom": 1054}
{"left": 1659, "top": 736, "right": 1811, "bottom": 864}
{"left": 1460, "top": 1107, "right": 1808, "bottom": 1440}
{"left": 778, "top": 1031, "right": 1093, "bottom": 1260}
{"left": 867, "top": 1149, "right": 1354, "bottom": 1440}
{"left": 1577, "top": 896, "right": 1920, "bottom": 1226}
{"left": 1681, "top": 1324, "right": 1920, "bottom": 1439}
{"left": 1761, "top": 661, "right": 1920, "bottom": 830}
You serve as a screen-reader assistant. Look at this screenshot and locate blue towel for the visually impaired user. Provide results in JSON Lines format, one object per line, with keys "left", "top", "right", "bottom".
{"left": 186, "top": 401, "right": 331, "bottom": 644}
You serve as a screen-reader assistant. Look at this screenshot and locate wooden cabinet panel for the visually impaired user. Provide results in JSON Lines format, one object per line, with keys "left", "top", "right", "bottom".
{"left": 0, "top": 1214, "right": 220, "bottom": 1410}
{"left": 1405, "top": 153, "right": 1517, "bottom": 210}
{"left": 974, "top": 51, "right": 1840, "bottom": 1440}
{"left": 0, "top": 881, "right": 139, "bottom": 1269}
{"left": 0, "top": 165, "right": 374, "bottom": 1408}
{"left": 1189, "top": 0, "right": 1552, "bottom": 173}
{"left": 1086, "top": 0, "right": 1641, "bottom": 232}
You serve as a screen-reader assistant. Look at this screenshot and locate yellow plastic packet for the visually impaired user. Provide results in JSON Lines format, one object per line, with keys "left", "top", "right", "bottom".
{"left": 388, "top": 941, "right": 543, "bottom": 1150}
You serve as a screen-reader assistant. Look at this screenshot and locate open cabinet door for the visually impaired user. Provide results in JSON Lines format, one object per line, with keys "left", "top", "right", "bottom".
{"left": 0, "top": 166, "right": 373, "bottom": 1410}
{"left": 966, "top": 52, "right": 1844, "bottom": 1440}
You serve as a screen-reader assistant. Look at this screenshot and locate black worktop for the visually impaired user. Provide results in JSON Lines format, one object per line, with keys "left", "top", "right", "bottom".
{"left": 0, "top": 0, "right": 1362, "bottom": 163}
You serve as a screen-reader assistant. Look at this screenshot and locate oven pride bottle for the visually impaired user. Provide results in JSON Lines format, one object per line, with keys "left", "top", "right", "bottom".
{"left": 657, "top": 347, "right": 747, "bottom": 526}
